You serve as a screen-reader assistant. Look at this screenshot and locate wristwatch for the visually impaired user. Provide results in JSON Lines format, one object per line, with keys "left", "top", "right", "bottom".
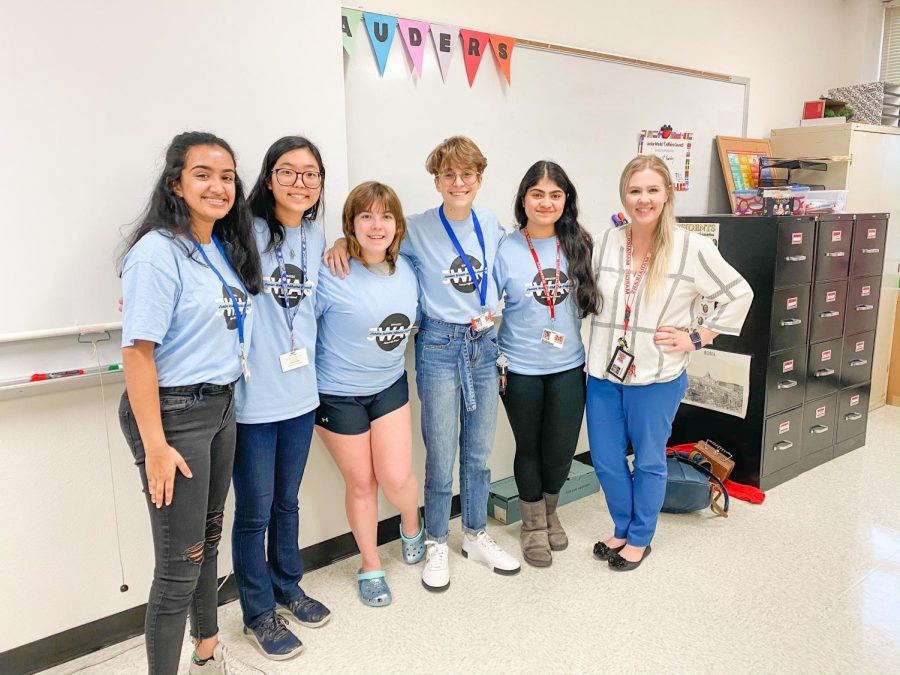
{"left": 689, "top": 329, "right": 703, "bottom": 351}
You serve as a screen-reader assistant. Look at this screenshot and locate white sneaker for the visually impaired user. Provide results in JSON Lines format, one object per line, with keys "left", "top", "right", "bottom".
{"left": 189, "top": 641, "right": 264, "bottom": 675}
{"left": 421, "top": 540, "right": 450, "bottom": 592}
{"left": 462, "top": 530, "right": 521, "bottom": 575}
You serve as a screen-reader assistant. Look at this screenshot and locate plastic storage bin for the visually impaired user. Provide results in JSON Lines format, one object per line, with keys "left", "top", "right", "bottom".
{"left": 803, "top": 190, "right": 847, "bottom": 215}
{"left": 733, "top": 190, "right": 763, "bottom": 216}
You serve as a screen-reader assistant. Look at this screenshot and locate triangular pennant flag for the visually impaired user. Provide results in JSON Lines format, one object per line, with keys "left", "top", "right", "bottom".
{"left": 363, "top": 12, "right": 398, "bottom": 76}
{"left": 489, "top": 34, "right": 515, "bottom": 84}
{"left": 459, "top": 29, "right": 490, "bottom": 87}
{"left": 397, "top": 19, "right": 429, "bottom": 77}
{"left": 429, "top": 24, "right": 459, "bottom": 83}
{"left": 341, "top": 8, "right": 363, "bottom": 57}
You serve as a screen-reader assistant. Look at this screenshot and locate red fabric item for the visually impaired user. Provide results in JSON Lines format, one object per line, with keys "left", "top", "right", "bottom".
{"left": 666, "top": 443, "right": 766, "bottom": 504}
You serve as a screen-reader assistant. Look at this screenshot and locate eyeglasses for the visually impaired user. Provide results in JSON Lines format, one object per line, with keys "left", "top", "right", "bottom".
{"left": 272, "top": 168, "right": 324, "bottom": 189}
{"left": 436, "top": 170, "right": 480, "bottom": 187}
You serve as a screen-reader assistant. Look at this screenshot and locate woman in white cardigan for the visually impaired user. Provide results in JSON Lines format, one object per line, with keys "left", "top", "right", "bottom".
{"left": 586, "top": 155, "right": 753, "bottom": 571}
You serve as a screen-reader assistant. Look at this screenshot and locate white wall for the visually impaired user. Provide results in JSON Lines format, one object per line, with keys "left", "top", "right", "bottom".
{"left": 0, "top": 0, "right": 886, "bottom": 653}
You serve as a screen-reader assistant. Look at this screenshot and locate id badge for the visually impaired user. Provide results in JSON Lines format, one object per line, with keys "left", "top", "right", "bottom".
{"left": 279, "top": 348, "right": 309, "bottom": 372}
{"left": 541, "top": 328, "right": 565, "bottom": 349}
{"left": 470, "top": 310, "right": 494, "bottom": 332}
{"left": 606, "top": 345, "right": 634, "bottom": 382}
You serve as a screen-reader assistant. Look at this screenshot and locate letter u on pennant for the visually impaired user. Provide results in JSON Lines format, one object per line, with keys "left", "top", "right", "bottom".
{"left": 459, "top": 29, "right": 489, "bottom": 87}
{"left": 363, "top": 12, "right": 398, "bottom": 76}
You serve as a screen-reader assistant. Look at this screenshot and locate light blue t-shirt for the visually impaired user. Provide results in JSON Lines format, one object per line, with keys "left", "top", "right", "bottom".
{"left": 400, "top": 206, "right": 506, "bottom": 324}
{"left": 315, "top": 257, "right": 419, "bottom": 396}
{"left": 235, "top": 217, "right": 325, "bottom": 424}
{"left": 121, "top": 229, "right": 254, "bottom": 386}
{"left": 493, "top": 230, "right": 585, "bottom": 375}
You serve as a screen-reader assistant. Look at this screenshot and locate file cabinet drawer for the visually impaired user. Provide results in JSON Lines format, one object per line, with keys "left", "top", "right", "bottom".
{"left": 775, "top": 219, "right": 815, "bottom": 288}
{"left": 770, "top": 286, "right": 811, "bottom": 352}
{"left": 806, "top": 337, "right": 842, "bottom": 402}
{"left": 814, "top": 215, "right": 853, "bottom": 281}
{"left": 844, "top": 277, "right": 881, "bottom": 336}
{"left": 765, "top": 346, "right": 807, "bottom": 416}
{"left": 801, "top": 394, "right": 838, "bottom": 457}
{"left": 841, "top": 331, "right": 874, "bottom": 389}
{"left": 836, "top": 387, "right": 870, "bottom": 444}
{"left": 850, "top": 216, "right": 887, "bottom": 278}
{"left": 809, "top": 280, "right": 847, "bottom": 343}
{"left": 762, "top": 407, "right": 803, "bottom": 477}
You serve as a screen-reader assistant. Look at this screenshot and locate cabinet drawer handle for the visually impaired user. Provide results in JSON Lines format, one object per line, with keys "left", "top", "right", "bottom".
{"left": 855, "top": 304, "right": 874, "bottom": 311}
{"left": 849, "top": 359, "right": 868, "bottom": 367}
{"left": 780, "top": 318, "right": 802, "bottom": 326}
{"left": 777, "top": 379, "right": 798, "bottom": 389}
{"left": 818, "top": 310, "right": 840, "bottom": 318}
{"left": 844, "top": 412, "right": 862, "bottom": 421}
{"left": 814, "top": 368, "right": 835, "bottom": 377}
{"left": 861, "top": 248, "right": 880, "bottom": 254}
{"left": 773, "top": 440, "right": 794, "bottom": 451}
{"left": 824, "top": 251, "right": 845, "bottom": 258}
{"left": 784, "top": 255, "right": 807, "bottom": 262}
{"left": 810, "top": 425, "right": 830, "bottom": 434}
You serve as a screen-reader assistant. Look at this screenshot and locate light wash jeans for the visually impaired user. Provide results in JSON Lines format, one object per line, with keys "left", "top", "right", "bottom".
{"left": 415, "top": 315, "right": 500, "bottom": 542}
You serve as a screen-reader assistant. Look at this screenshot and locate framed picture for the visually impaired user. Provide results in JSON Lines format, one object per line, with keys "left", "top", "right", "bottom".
{"left": 715, "top": 136, "right": 773, "bottom": 213}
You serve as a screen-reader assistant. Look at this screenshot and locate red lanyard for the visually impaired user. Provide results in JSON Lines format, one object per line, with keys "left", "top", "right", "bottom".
{"left": 623, "top": 229, "right": 651, "bottom": 336}
{"left": 523, "top": 228, "right": 561, "bottom": 321}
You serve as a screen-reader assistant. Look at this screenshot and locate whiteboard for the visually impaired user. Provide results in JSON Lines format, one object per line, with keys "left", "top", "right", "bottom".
{"left": 344, "top": 35, "right": 747, "bottom": 232}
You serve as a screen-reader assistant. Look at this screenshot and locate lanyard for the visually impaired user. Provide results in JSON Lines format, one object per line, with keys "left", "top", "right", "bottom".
{"left": 622, "top": 229, "right": 650, "bottom": 338}
{"left": 439, "top": 205, "right": 489, "bottom": 309}
{"left": 522, "top": 228, "right": 561, "bottom": 322}
{"left": 189, "top": 232, "right": 249, "bottom": 348}
{"left": 274, "top": 225, "right": 306, "bottom": 351}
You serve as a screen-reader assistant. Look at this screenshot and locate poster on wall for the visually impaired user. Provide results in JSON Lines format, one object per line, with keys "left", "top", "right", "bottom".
{"left": 682, "top": 348, "right": 751, "bottom": 419}
{"left": 638, "top": 129, "right": 692, "bottom": 191}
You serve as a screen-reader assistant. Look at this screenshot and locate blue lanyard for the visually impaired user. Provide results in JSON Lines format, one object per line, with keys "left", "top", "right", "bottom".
{"left": 438, "top": 205, "right": 489, "bottom": 309}
{"left": 273, "top": 225, "right": 307, "bottom": 350}
{"left": 189, "top": 232, "right": 249, "bottom": 347}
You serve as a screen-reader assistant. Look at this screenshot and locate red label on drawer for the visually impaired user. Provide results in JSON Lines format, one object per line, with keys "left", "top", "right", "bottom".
{"left": 821, "top": 349, "right": 832, "bottom": 361}
{"left": 782, "top": 359, "right": 794, "bottom": 373}
{"left": 861, "top": 286, "right": 871, "bottom": 297}
{"left": 850, "top": 394, "right": 860, "bottom": 406}
{"left": 856, "top": 340, "right": 865, "bottom": 352}
{"left": 779, "top": 421, "right": 790, "bottom": 434}
{"left": 815, "top": 406, "right": 826, "bottom": 419}
{"left": 867, "top": 228, "right": 877, "bottom": 239}
{"left": 791, "top": 232, "right": 803, "bottom": 245}
{"left": 787, "top": 297, "right": 798, "bottom": 309}
{"left": 831, "top": 230, "right": 842, "bottom": 242}
{"left": 826, "top": 290, "right": 837, "bottom": 303}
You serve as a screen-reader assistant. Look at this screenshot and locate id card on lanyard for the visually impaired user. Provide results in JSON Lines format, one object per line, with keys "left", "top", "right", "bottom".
{"left": 439, "top": 205, "right": 493, "bottom": 331}
{"left": 274, "top": 227, "right": 309, "bottom": 372}
{"left": 606, "top": 230, "right": 649, "bottom": 382}
{"left": 523, "top": 229, "right": 565, "bottom": 349}
{"left": 191, "top": 233, "right": 252, "bottom": 380}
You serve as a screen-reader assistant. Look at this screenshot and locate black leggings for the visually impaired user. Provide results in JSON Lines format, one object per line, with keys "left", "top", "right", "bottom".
{"left": 501, "top": 364, "right": 586, "bottom": 503}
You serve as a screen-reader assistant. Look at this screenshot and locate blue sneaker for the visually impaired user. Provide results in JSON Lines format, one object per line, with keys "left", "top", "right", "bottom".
{"left": 277, "top": 591, "right": 332, "bottom": 628}
{"left": 357, "top": 569, "right": 392, "bottom": 607}
{"left": 400, "top": 517, "right": 426, "bottom": 564}
{"left": 243, "top": 611, "right": 303, "bottom": 661}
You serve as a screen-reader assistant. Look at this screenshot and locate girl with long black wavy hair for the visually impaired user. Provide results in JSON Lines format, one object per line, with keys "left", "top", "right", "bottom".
{"left": 493, "top": 160, "right": 600, "bottom": 568}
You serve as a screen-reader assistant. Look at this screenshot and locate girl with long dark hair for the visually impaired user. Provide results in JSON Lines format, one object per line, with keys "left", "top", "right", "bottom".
{"left": 493, "top": 160, "right": 600, "bottom": 567}
{"left": 118, "top": 131, "right": 262, "bottom": 674}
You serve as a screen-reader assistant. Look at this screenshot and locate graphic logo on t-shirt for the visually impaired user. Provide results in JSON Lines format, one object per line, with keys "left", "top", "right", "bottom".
{"left": 264, "top": 264, "right": 313, "bottom": 308}
{"left": 525, "top": 269, "right": 571, "bottom": 306}
{"left": 217, "top": 284, "right": 250, "bottom": 330}
{"left": 442, "top": 255, "right": 484, "bottom": 293}
{"left": 367, "top": 313, "right": 412, "bottom": 352}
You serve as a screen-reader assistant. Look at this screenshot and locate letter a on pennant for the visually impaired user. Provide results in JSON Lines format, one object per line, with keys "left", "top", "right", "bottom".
{"left": 398, "top": 19, "right": 429, "bottom": 77}
{"left": 341, "top": 8, "right": 362, "bottom": 57}
{"left": 459, "top": 29, "right": 489, "bottom": 87}
{"left": 363, "top": 12, "right": 398, "bottom": 76}
{"left": 490, "top": 34, "right": 514, "bottom": 84}
{"left": 429, "top": 24, "right": 459, "bottom": 83}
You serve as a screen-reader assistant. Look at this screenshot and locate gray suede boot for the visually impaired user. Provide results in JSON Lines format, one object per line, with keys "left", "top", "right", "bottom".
{"left": 544, "top": 492, "right": 568, "bottom": 551}
{"left": 519, "top": 498, "right": 552, "bottom": 567}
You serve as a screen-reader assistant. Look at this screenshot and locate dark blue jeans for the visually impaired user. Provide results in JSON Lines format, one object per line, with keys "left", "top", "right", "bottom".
{"left": 232, "top": 411, "right": 315, "bottom": 627}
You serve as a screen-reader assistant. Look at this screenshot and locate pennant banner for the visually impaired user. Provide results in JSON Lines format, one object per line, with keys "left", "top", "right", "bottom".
{"left": 489, "top": 34, "right": 515, "bottom": 84}
{"left": 363, "top": 12, "right": 398, "bottom": 76}
{"left": 341, "top": 8, "right": 363, "bottom": 57}
{"left": 459, "top": 29, "right": 490, "bottom": 87}
{"left": 397, "top": 19, "right": 429, "bottom": 77}
{"left": 429, "top": 24, "right": 459, "bottom": 83}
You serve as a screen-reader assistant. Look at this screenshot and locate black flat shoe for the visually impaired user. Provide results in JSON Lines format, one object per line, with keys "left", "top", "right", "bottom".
{"left": 608, "top": 545, "right": 651, "bottom": 571}
{"left": 592, "top": 540, "right": 626, "bottom": 561}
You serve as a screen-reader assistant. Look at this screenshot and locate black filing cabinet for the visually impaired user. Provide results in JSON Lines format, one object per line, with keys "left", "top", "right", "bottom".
{"left": 670, "top": 213, "right": 888, "bottom": 490}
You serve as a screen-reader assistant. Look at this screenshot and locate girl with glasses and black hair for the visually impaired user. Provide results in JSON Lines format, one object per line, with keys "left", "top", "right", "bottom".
{"left": 118, "top": 131, "right": 262, "bottom": 675}
{"left": 493, "top": 160, "right": 600, "bottom": 568}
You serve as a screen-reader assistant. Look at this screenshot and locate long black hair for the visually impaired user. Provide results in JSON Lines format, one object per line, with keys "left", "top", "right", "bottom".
{"left": 120, "top": 131, "right": 262, "bottom": 294}
{"left": 247, "top": 136, "right": 325, "bottom": 253}
{"left": 514, "top": 161, "right": 600, "bottom": 318}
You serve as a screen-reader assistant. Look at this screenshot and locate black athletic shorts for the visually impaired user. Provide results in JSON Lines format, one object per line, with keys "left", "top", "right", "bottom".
{"left": 315, "top": 371, "right": 409, "bottom": 435}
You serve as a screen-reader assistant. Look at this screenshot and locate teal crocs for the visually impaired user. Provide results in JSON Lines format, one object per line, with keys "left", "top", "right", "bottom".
{"left": 357, "top": 570, "right": 392, "bottom": 607}
{"left": 400, "top": 517, "right": 426, "bottom": 564}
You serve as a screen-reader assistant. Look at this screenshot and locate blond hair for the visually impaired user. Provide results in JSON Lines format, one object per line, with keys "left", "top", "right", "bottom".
{"left": 618, "top": 155, "right": 676, "bottom": 299}
{"left": 342, "top": 182, "right": 406, "bottom": 273}
{"left": 425, "top": 135, "right": 488, "bottom": 175}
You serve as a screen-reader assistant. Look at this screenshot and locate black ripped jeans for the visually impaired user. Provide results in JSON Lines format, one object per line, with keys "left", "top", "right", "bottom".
{"left": 119, "top": 382, "right": 236, "bottom": 675}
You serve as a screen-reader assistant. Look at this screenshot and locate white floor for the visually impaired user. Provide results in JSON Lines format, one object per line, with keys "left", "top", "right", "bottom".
{"left": 42, "top": 406, "right": 900, "bottom": 675}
